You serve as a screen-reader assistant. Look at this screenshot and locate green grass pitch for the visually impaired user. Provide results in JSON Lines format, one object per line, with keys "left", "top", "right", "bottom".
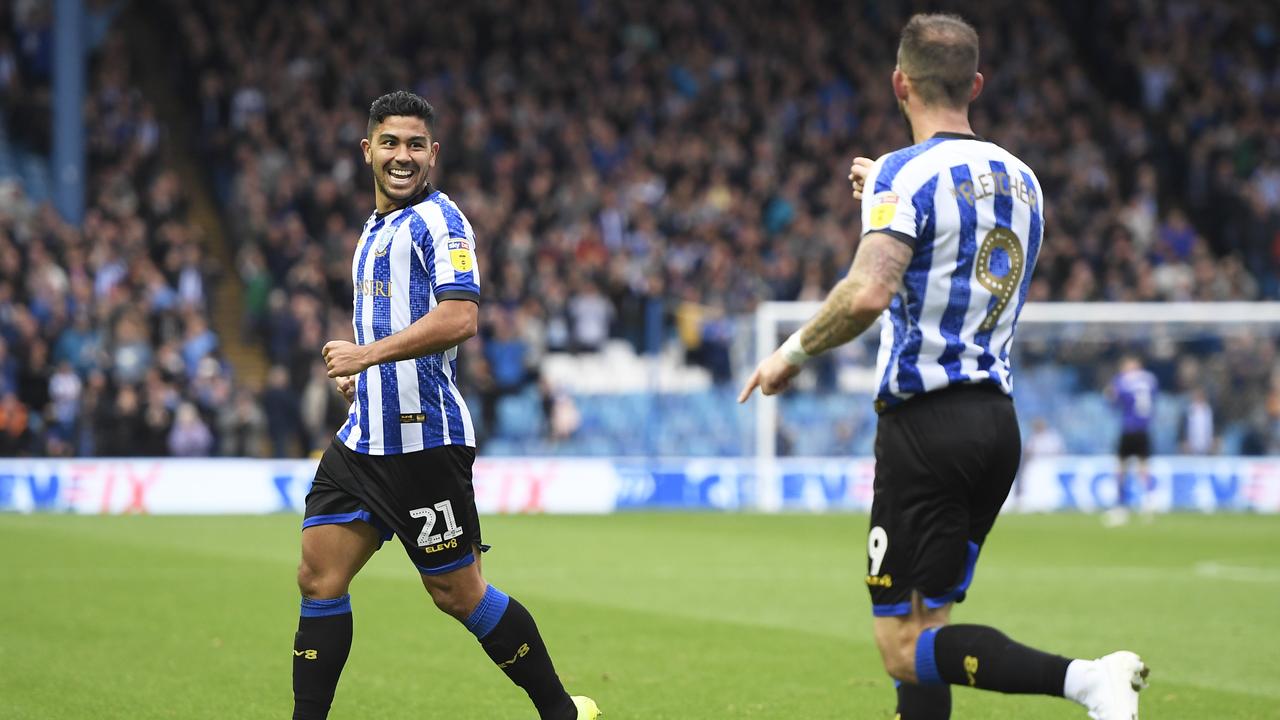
{"left": 3, "top": 512, "right": 1278, "bottom": 718}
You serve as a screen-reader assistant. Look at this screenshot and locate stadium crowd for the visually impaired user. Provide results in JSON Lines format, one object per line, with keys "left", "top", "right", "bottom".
{"left": 2, "top": 0, "right": 1279, "bottom": 456}
{"left": 1, "top": 21, "right": 231, "bottom": 457}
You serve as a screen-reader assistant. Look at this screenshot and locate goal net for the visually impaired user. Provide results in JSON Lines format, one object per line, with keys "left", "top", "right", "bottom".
{"left": 750, "top": 301, "right": 1280, "bottom": 511}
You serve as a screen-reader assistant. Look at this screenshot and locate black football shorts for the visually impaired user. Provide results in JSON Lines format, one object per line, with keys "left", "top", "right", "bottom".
{"left": 303, "top": 438, "right": 484, "bottom": 575}
{"left": 1117, "top": 430, "right": 1151, "bottom": 460}
{"left": 866, "top": 383, "right": 1021, "bottom": 616}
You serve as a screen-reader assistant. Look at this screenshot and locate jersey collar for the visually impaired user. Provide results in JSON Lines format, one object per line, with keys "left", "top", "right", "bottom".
{"left": 374, "top": 183, "right": 436, "bottom": 221}
{"left": 931, "top": 131, "right": 987, "bottom": 142}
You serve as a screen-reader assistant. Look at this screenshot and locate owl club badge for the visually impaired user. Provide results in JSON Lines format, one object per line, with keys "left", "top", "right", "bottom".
{"left": 868, "top": 191, "right": 899, "bottom": 230}
{"left": 448, "top": 240, "right": 473, "bottom": 272}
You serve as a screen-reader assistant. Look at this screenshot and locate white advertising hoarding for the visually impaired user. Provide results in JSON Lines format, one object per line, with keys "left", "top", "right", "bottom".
{"left": 1, "top": 456, "right": 1278, "bottom": 514}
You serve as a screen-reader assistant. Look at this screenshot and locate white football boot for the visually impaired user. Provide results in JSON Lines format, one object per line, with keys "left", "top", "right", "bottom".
{"left": 1067, "top": 651, "right": 1150, "bottom": 720}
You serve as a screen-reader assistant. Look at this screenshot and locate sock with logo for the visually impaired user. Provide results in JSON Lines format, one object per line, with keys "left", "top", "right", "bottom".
{"left": 293, "top": 595, "right": 354, "bottom": 720}
{"left": 466, "top": 585, "right": 575, "bottom": 720}
{"left": 894, "top": 680, "right": 952, "bottom": 719}
{"left": 916, "top": 624, "right": 1071, "bottom": 695}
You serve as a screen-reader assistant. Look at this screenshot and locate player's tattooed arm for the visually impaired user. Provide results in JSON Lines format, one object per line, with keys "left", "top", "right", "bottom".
{"left": 737, "top": 232, "right": 911, "bottom": 403}
{"left": 799, "top": 232, "right": 911, "bottom": 356}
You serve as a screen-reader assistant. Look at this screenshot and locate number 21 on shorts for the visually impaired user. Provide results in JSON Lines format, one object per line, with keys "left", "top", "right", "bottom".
{"left": 411, "top": 501, "right": 464, "bottom": 547}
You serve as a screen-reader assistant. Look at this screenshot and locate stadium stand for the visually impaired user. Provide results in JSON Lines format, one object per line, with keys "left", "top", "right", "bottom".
{"left": 1, "top": 15, "right": 229, "bottom": 458}
{"left": 2, "top": 0, "right": 1278, "bottom": 457}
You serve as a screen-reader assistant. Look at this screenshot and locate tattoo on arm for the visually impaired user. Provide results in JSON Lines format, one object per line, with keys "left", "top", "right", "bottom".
{"left": 799, "top": 234, "right": 912, "bottom": 356}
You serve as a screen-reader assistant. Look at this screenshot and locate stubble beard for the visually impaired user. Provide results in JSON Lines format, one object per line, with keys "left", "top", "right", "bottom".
{"left": 897, "top": 99, "right": 916, "bottom": 144}
{"left": 376, "top": 164, "right": 427, "bottom": 207}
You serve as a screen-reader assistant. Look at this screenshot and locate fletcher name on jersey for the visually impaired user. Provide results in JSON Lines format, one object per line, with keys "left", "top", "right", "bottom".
{"left": 861, "top": 133, "right": 1043, "bottom": 411}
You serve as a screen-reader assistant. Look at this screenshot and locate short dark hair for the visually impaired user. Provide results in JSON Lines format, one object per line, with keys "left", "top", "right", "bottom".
{"left": 367, "top": 91, "right": 435, "bottom": 137}
{"left": 897, "top": 13, "right": 980, "bottom": 109}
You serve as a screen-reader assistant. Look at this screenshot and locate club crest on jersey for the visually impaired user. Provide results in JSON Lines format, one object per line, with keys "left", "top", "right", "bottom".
{"left": 448, "top": 239, "right": 473, "bottom": 272}
{"left": 372, "top": 232, "right": 394, "bottom": 257}
{"left": 869, "top": 192, "right": 899, "bottom": 230}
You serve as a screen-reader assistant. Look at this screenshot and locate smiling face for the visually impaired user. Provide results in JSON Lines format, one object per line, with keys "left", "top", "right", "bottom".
{"left": 361, "top": 115, "right": 439, "bottom": 213}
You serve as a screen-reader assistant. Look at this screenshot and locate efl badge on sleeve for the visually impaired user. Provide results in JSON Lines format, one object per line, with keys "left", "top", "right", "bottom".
{"left": 448, "top": 240, "right": 473, "bottom": 272}
{"left": 868, "top": 192, "right": 899, "bottom": 230}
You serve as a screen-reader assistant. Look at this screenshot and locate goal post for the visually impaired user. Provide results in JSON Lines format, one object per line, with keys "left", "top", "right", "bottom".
{"left": 751, "top": 301, "right": 1280, "bottom": 511}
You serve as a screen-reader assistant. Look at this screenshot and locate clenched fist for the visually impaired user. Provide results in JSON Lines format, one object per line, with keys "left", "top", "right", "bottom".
{"left": 322, "top": 340, "right": 370, "bottom": 378}
{"left": 849, "top": 156, "right": 874, "bottom": 201}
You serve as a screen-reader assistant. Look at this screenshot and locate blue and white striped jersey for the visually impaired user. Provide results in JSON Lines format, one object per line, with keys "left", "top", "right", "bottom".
{"left": 337, "top": 189, "right": 479, "bottom": 454}
{"left": 861, "top": 133, "right": 1044, "bottom": 410}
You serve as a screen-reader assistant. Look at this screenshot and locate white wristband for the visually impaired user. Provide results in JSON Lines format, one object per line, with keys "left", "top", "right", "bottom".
{"left": 780, "top": 329, "right": 811, "bottom": 367}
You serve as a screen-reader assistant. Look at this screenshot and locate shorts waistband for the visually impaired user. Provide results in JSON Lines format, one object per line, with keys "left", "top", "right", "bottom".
{"left": 877, "top": 381, "right": 1009, "bottom": 415}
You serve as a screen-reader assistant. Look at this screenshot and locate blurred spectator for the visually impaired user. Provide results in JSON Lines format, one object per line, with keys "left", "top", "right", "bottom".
{"left": 237, "top": 243, "right": 271, "bottom": 342}
{"left": 97, "top": 384, "right": 145, "bottom": 457}
{"left": 179, "top": 313, "right": 219, "bottom": 378}
{"left": 75, "top": 370, "right": 109, "bottom": 455}
{"left": 1015, "top": 416, "right": 1066, "bottom": 509}
{"left": 139, "top": 369, "right": 176, "bottom": 456}
{"left": 484, "top": 310, "right": 529, "bottom": 393}
{"left": 16, "top": 338, "right": 50, "bottom": 413}
{"left": 299, "top": 361, "right": 347, "bottom": 454}
{"left": 1025, "top": 417, "right": 1067, "bottom": 459}
{"left": 0, "top": 337, "right": 16, "bottom": 394}
{"left": 110, "top": 312, "right": 153, "bottom": 386}
{"left": 540, "top": 378, "right": 581, "bottom": 443}
{"left": 1179, "top": 387, "right": 1216, "bottom": 455}
{"left": 47, "top": 360, "right": 82, "bottom": 442}
{"left": 53, "top": 310, "right": 102, "bottom": 376}
{"left": 0, "top": 390, "right": 30, "bottom": 455}
{"left": 568, "top": 279, "right": 613, "bottom": 353}
{"left": 261, "top": 364, "right": 304, "bottom": 457}
{"left": 168, "top": 401, "right": 213, "bottom": 456}
{"left": 218, "top": 387, "right": 268, "bottom": 457}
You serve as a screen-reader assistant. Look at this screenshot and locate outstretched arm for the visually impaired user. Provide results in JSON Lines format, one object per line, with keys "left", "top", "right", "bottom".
{"left": 799, "top": 232, "right": 910, "bottom": 355}
{"left": 738, "top": 232, "right": 911, "bottom": 402}
{"left": 323, "top": 299, "right": 478, "bottom": 378}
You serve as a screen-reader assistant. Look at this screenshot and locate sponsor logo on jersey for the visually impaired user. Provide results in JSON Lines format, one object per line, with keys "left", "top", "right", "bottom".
{"left": 448, "top": 240, "right": 472, "bottom": 272}
{"left": 356, "top": 279, "right": 393, "bottom": 298}
{"left": 424, "top": 537, "right": 460, "bottom": 554}
{"left": 869, "top": 191, "right": 899, "bottom": 230}
{"left": 865, "top": 574, "right": 893, "bottom": 588}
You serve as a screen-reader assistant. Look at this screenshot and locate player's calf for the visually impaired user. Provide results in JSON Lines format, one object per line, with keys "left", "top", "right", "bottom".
{"left": 422, "top": 564, "right": 577, "bottom": 720}
{"left": 873, "top": 599, "right": 951, "bottom": 683}
{"left": 458, "top": 584, "right": 579, "bottom": 720}
{"left": 878, "top": 631, "right": 925, "bottom": 683}
{"left": 420, "top": 555, "right": 488, "bottom": 619}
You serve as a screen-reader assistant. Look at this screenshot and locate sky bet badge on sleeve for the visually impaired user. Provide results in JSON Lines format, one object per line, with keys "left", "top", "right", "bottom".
{"left": 868, "top": 191, "right": 898, "bottom": 230}
{"left": 448, "top": 240, "right": 473, "bottom": 272}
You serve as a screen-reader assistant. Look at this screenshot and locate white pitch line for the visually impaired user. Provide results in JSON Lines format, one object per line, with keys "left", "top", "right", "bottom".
{"left": 1194, "top": 562, "right": 1280, "bottom": 583}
